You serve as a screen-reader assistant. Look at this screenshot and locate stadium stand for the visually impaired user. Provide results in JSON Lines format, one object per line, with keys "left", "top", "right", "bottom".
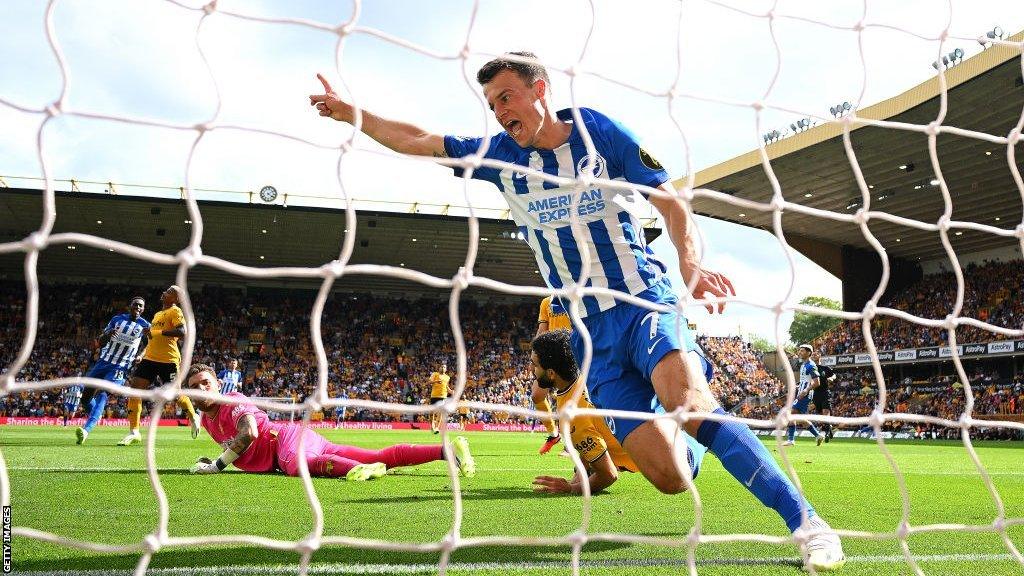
{"left": 2, "top": 281, "right": 1020, "bottom": 439}
{"left": 0, "top": 282, "right": 536, "bottom": 424}
{"left": 736, "top": 366, "right": 1024, "bottom": 440}
{"left": 698, "top": 335, "right": 781, "bottom": 411}
{"left": 814, "top": 259, "right": 1024, "bottom": 354}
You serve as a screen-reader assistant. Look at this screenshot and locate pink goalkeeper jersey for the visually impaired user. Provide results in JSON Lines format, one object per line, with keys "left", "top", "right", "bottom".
{"left": 201, "top": 392, "right": 279, "bottom": 472}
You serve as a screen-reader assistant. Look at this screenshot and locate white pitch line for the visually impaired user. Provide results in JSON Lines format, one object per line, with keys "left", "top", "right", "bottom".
{"left": 12, "top": 553, "right": 1018, "bottom": 576}
{"left": 8, "top": 466, "right": 1024, "bottom": 476}
{"left": 8, "top": 467, "right": 187, "bottom": 473}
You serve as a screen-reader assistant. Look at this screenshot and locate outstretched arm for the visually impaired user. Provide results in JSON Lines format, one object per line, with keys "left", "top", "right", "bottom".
{"left": 190, "top": 414, "right": 258, "bottom": 474}
{"left": 647, "top": 183, "right": 735, "bottom": 313}
{"left": 309, "top": 73, "right": 447, "bottom": 158}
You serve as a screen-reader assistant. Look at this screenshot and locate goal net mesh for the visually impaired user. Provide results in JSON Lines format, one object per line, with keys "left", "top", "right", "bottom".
{"left": 1, "top": 1, "right": 1023, "bottom": 575}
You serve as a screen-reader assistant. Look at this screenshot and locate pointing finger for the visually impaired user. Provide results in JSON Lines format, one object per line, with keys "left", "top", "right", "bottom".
{"left": 317, "top": 73, "right": 334, "bottom": 94}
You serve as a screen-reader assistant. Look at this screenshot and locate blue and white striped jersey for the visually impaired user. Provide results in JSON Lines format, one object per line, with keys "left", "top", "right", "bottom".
{"left": 98, "top": 313, "right": 150, "bottom": 370}
{"left": 799, "top": 360, "right": 820, "bottom": 398}
{"left": 62, "top": 385, "right": 83, "bottom": 408}
{"left": 218, "top": 369, "right": 242, "bottom": 394}
{"left": 445, "top": 107, "right": 671, "bottom": 317}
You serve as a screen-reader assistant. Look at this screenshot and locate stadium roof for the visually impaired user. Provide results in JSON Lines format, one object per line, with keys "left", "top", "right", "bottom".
{"left": 0, "top": 188, "right": 661, "bottom": 297}
{"left": 684, "top": 30, "right": 1024, "bottom": 268}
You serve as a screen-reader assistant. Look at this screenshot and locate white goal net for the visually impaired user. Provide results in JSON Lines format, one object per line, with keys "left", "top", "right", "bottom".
{"left": 2, "top": 2, "right": 1024, "bottom": 576}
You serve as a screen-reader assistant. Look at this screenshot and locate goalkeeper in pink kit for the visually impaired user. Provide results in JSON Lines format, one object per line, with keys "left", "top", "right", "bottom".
{"left": 184, "top": 364, "right": 476, "bottom": 481}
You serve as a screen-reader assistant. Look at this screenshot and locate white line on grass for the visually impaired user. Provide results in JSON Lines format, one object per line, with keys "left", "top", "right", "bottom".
{"left": 14, "top": 553, "right": 1017, "bottom": 575}
{"left": 8, "top": 467, "right": 189, "bottom": 473}
{"left": 9, "top": 466, "right": 1024, "bottom": 476}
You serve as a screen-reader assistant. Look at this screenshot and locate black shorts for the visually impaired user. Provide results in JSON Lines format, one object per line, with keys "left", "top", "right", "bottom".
{"left": 133, "top": 359, "right": 178, "bottom": 384}
{"left": 812, "top": 389, "right": 831, "bottom": 412}
{"left": 430, "top": 396, "right": 446, "bottom": 405}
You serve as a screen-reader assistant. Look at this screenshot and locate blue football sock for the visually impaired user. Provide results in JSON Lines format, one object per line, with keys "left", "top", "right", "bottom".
{"left": 808, "top": 423, "right": 821, "bottom": 438}
{"left": 696, "top": 408, "right": 815, "bottom": 532}
{"left": 83, "top": 391, "right": 108, "bottom": 432}
{"left": 787, "top": 424, "right": 796, "bottom": 442}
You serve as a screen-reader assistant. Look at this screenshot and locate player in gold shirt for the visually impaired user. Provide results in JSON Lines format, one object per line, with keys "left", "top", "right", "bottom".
{"left": 428, "top": 362, "right": 453, "bottom": 434}
{"left": 117, "top": 285, "right": 201, "bottom": 446}
{"left": 533, "top": 296, "right": 572, "bottom": 454}
{"left": 529, "top": 329, "right": 705, "bottom": 495}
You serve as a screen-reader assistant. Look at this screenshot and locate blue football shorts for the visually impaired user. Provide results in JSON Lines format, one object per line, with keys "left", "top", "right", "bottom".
{"left": 569, "top": 284, "right": 714, "bottom": 446}
{"left": 86, "top": 361, "right": 127, "bottom": 386}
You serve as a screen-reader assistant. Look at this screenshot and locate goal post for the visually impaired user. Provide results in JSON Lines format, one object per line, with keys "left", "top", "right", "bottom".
{"left": 248, "top": 396, "right": 299, "bottom": 423}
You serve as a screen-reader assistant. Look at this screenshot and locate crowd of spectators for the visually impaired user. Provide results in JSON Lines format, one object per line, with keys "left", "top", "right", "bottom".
{"left": 0, "top": 282, "right": 538, "bottom": 424}
{"left": 815, "top": 259, "right": 1024, "bottom": 355}
{"left": 735, "top": 366, "right": 1024, "bottom": 440}
{"left": 698, "top": 336, "right": 781, "bottom": 410}
{"left": 1, "top": 281, "right": 1020, "bottom": 439}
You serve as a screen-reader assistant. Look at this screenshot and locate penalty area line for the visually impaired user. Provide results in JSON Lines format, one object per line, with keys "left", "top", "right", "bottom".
{"left": 13, "top": 553, "right": 1017, "bottom": 575}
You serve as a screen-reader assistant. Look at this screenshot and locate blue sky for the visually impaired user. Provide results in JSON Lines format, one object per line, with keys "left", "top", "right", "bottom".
{"left": 2, "top": 0, "right": 1022, "bottom": 341}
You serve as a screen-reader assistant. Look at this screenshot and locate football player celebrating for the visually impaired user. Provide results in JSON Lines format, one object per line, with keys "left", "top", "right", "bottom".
{"left": 309, "top": 52, "right": 843, "bottom": 570}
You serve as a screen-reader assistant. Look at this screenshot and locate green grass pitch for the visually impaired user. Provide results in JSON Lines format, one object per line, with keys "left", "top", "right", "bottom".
{"left": 4, "top": 425, "right": 1023, "bottom": 575}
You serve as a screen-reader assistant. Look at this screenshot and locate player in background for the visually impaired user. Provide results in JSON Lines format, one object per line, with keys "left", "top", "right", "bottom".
{"left": 851, "top": 375, "right": 875, "bottom": 438}
{"left": 185, "top": 364, "right": 475, "bottom": 480}
{"left": 530, "top": 330, "right": 706, "bottom": 495}
{"left": 309, "top": 53, "right": 843, "bottom": 569}
{"left": 428, "top": 363, "right": 453, "bottom": 434}
{"left": 785, "top": 344, "right": 824, "bottom": 447}
{"left": 76, "top": 296, "right": 150, "bottom": 444}
{"left": 62, "top": 384, "right": 83, "bottom": 427}
{"left": 812, "top": 353, "right": 836, "bottom": 442}
{"left": 218, "top": 358, "right": 242, "bottom": 395}
{"left": 534, "top": 295, "right": 572, "bottom": 454}
{"left": 118, "top": 285, "right": 201, "bottom": 446}
{"left": 334, "top": 388, "right": 349, "bottom": 429}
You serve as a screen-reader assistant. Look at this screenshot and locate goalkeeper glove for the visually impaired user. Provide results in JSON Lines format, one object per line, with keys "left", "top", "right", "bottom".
{"left": 190, "top": 456, "right": 218, "bottom": 474}
{"left": 190, "top": 446, "right": 240, "bottom": 474}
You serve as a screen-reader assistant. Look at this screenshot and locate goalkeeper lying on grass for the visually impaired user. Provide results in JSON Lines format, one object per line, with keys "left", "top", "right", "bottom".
{"left": 184, "top": 363, "right": 475, "bottom": 480}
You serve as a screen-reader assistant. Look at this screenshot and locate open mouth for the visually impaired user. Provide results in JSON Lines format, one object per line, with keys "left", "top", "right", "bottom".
{"left": 504, "top": 120, "right": 522, "bottom": 138}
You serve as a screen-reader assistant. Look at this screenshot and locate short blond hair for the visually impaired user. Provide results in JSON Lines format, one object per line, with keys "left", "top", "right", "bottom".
{"left": 186, "top": 363, "right": 216, "bottom": 386}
